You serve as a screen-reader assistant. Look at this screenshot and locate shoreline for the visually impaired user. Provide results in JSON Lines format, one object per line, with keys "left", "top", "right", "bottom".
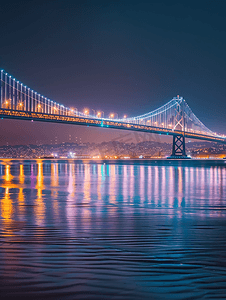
{"left": 0, "top": 158, "right": 226, "bottom": 166}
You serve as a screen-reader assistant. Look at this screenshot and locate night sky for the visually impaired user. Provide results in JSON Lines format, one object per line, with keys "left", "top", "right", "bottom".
{"left": 0, "top": 0, "right": 226, "bottom": 145}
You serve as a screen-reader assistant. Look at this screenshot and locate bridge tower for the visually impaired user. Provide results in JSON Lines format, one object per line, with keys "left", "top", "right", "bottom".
{"left": 168, "top": 96, "right": 190, "bottom": 159}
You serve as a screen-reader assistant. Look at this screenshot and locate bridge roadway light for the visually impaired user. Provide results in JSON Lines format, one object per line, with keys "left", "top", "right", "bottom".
{"left": 70, "top": 107, "right": 75, "bottom": 114}
{"left": 70, "top": 107, "right": 78, "bottom": 115}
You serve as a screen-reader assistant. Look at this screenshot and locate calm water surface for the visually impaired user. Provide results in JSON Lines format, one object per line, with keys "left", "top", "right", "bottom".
{"left": 0, "top": 159, "right": 226, "bottom": 299}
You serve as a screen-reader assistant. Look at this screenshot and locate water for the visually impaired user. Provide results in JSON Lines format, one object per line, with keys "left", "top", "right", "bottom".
{"left": 0, "top": 159, "right": 226, "bottom": 299}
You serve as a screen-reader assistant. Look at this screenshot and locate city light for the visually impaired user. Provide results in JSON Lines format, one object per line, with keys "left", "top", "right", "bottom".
{"left": 68, "top": 152, "right": 75, "bottom": 158}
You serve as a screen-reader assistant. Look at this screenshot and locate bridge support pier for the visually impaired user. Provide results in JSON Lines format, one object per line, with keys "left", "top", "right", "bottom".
{"left": 167, "top": 135, "right": 191, "bottom": 159}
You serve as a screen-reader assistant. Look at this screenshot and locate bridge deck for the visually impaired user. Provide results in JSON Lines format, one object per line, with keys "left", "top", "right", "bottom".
{"left": 0, "top": 108, "right": 225, "bottom": 144}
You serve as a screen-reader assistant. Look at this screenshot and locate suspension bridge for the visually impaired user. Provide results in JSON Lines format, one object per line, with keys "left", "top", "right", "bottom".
{"left": 0, "top": 70, "right": 225, "bottom": 158}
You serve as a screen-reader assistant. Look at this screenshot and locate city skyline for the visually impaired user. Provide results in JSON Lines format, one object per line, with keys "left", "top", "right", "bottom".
{"left": 0, "top": 140, "right": 225, "bottom": 159}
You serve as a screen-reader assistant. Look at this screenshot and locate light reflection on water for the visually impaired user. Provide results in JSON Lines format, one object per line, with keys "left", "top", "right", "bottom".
{"left": 0, "top": 159, "right": 226, "bottom": 299}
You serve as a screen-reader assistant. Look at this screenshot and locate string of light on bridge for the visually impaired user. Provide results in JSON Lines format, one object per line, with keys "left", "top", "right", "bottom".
{"left": 1, "top": 69, "right": 225, "bottom": 140}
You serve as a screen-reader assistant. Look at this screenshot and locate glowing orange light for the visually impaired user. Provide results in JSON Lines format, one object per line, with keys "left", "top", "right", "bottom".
{"left": 124, "top": 115, "right": 127, "bottom": 118}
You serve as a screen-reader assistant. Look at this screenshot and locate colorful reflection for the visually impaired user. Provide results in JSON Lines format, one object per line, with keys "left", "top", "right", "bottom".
{"left": 1, "top": 164, "right": 13, "bottom": 221}
{"left": 0, "top": 161, "right": 226, "bottom": 230}
{"left": 4, "top": 164, "right": 13, "bottom": 183}
{"left": 1, "top": 187, "right": 12, "bottom": 222}
{"left": 34, "top": 160, "right": 45, "bottom": 225}
{"left": 0, "top": 164, "right": 14, "bottom": 236}
{"left": 19, "top": 164, "right": 24, "bottom": 184}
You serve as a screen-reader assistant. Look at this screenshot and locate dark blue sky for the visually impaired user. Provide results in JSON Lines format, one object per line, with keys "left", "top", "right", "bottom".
{"left": 0, "top": 0, "right": 226, "bottom": 145}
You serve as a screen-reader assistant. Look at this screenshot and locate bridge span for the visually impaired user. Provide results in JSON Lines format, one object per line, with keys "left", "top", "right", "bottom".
{"left": 1, "top": 70, "right": 225, "bottom": 158}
